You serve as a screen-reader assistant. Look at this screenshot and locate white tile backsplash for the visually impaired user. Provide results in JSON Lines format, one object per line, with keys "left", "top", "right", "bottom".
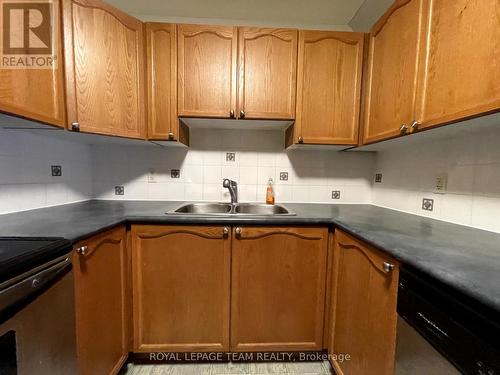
{"left": 372, "top": 127, "right": 500, "bottom": 232}
{"left": 3, "top": 123, "right": 500, "bottom": 235}
{"left": 0, "top": 128, "right": 93, "bottom": 215}
{"left": 92, "top": 128, "right": 375, "bottom": 204}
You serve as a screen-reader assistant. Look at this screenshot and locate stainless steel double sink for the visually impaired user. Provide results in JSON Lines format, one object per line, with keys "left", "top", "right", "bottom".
{"left": 168, "top": 202, "right": 296, "bottom": 216}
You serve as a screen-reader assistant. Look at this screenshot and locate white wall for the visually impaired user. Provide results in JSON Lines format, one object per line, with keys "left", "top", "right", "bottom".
{"left": 93, "top": 128, "right": 374, "bottom": 204}
{"left": 0, "top": 128, "right": 93, "bottom": 215}
{"left": 372, "top": 127, "right": 500, "bottom": 233}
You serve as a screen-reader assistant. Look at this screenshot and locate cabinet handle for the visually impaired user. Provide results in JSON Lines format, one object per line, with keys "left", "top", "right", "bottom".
{"left": 239, "top": 110, "right": 245, "bottom": 119}
{"left": 235, "top": 227, "right": 242, "bottom": 236}
{"left": 223, "top": 227, "right": 229, "bottom": 236}
{"left": 229, "top": 110, "right": 235, "bottom": 118}
{"left": 399, "top": 124, "right": 408, "bottom": 135}
{"left": 75, "top": 246, "right": 88, "bottom": 256}
{"left": 409, "top": 120, "right": 420, "bottom": 133}
{"left": 168, "top": 132, "right": 175, "bottom": 141}
{"left": 298, "top": 136, "right": 304, "bottom": 144}
{"left": 383, "top": 262, "right": 395, "bottom": 273}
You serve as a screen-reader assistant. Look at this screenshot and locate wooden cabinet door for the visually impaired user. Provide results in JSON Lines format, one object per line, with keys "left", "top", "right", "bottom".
{"left": 295, "top": 31, "right": 364, "bottom": 145}
{"left": 73, "top": 226, "right": 128, "bottom": 375}
{"left": 132, "top": 225, "right": 231, "bottom": 352}
{"left": 146, "top": 23, "right": 177, "bottom": 141}
{"left": 0, "top": 0, "right": 66, "bottom": 127}
{"left": 415, "top": 0, "right": 500, "bottom": 130}
{"left": 231, "top": 226, "right": 328, "bottom": 352}
{"left": 329, "top": 230, "right": 399, "bottom": 375}
{"left": 238, "top": 28, "right": 298, "bottom": 120}
{"left": 63, "top": 0, "right": 145, "bottom": 138}
{"left": 362, "top": 0, "right": 426, "bottom": 144}
{"left": 177, "top": 24, "right": 237, "bottom": 118}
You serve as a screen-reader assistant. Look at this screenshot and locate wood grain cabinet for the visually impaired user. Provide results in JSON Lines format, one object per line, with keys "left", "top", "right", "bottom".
{"left": 291, "top": 30, "right": 364, "bottom": 146}
{"left": 328, "top": 230, "right": 399, "bottom": 375}
{"left": 73, "top": 226, "right": 128, "bottom": 375}
{"left": 231, "top": 226, "right": 328, "bottom": 352}
{"left": 62, "top": 0, "right": 146, "bottom": 138}
{"left": 362, "top": 0, "right": 425, "bottom": 144}
{"left": 0, "top": 0, "right": 66, "bottom": 127}
{"left": 415, "top": 0, "right": 500, "bottom": 130}
{"left": 177, "top": 24, "right": 238, "bottom": 119}
{"left": 145, "top": 23, "right": 178, "bottom": 141}
{"left": 363, "top": 0, "right": 500, "bottom": 145}
{"left": 131, "top": 225, "right": 231, "bottom": 352}
{"left": 238, "top": 28, "right": 298, "bottom": 120}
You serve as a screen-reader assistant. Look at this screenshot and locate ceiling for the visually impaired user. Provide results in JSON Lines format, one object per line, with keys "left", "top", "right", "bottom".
{"left": 106, "top": 0, "right": 369, "bottom": 30}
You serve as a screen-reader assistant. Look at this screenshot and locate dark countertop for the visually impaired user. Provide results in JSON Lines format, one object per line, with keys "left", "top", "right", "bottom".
{"left": 0, "top": 200, "right": 499, "bottom": 314}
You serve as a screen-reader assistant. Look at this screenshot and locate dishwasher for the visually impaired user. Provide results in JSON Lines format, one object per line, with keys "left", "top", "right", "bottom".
{"left": 396, "top": 266, "right": 500, "bottom": 375}
{"left": 0, "top": 238, "right": 77, "bottom": 375}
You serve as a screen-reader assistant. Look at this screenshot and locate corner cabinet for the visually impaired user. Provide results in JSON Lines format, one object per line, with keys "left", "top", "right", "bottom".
{"left": 73, "top": 226, "right": 129, "bottom": 375}
{"left": 238, "top": 28, "right": 298, "bottom": 120}
{"left": 328, "top": 230, "right": 399, "bottom": 375}
{"left": 131, "top": 225, "right": 231, "bottom": 352}
{"left": 362, "top": 0, "right": 425, "bottom": 144}
{"left": 62, "top": 0, "right": 146, "bottom": 138}
{"left": 292, "top": 30, "right": 364, "bottom": 146}
{"left": 177, "top": 24, "right": 238, "bottom": 119}
{"left": 231, "top": 226, "right": 328, "bottom": 352}
{"left": 415, "top": 0, "right": 500, "bottom": 130}
{"left": 0, "top": 0, "right": 66, "bottom": 127}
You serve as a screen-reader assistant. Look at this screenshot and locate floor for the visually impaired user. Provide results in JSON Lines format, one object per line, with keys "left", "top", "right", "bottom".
{"left": 123, "top": 361, "right": 334, "bottom": 375}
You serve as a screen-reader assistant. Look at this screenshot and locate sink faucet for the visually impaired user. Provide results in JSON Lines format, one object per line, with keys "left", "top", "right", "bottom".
{"left": 223, "top": 179, "right": 238, "bottom": 204}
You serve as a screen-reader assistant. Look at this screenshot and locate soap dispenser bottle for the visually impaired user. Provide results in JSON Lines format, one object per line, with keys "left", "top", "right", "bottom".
{"left": 266, "top": 178, "right": 275, "bottom": 205}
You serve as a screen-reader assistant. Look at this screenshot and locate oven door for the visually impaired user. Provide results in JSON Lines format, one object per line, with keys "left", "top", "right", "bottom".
{"left": 0, "top": 258, "right": 77, "bottom": 375}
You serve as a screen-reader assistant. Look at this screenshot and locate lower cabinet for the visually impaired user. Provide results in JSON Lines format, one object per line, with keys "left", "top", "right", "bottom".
{"left": 130, "top": 225, "right": 329, "bottom": 353}
{"left": 231, "top": 226, "right": 329, "bottom": 352}
{"left": 131, "top": 225, "right": 231, "bottom": 352}
{"left": 73, "top": 226, "right": 128, "bottom": 375}
{"left": 328, "top": 230, "right": 399, "bottom": 375}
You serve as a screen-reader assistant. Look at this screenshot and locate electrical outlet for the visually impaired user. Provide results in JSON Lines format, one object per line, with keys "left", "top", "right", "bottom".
{"left": 422, "top": 198, "right": 434, "bottom": 211}
{"left": 226, "top": 152, "right": 236, "bottom": 162}
{"left": 375, "top": 173, "right": 383, "bottom": 183}
{"left": 332, "top": 191, "right": 341, "bottom": 200}
{"left": 51, "top": 165, "right": 62, "bottom": 177}
{"left": 434, "top": 173, "right": 448, "bottom": 194}
{"left": 280, "top": 172, "right": 288, "bottom": 181}
{"left": 147, "top": 170, "right": 156, "bottom": 183}
{"left": 115, "top": 186, "right": 124, "bottom": 196}
{"left": 171, "top": 169, "right": 180, "bottom": 179}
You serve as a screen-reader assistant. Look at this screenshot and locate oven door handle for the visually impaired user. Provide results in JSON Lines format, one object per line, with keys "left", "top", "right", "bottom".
{"left": 0, "top": 256, "right": 72, "bottom": 315}
{"left": 417, "top": 311, "right": 449, "bottom": 338}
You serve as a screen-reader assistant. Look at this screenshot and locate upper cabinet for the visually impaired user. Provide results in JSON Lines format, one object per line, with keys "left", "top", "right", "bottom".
{"left": 293, "top": 30, "right": 364, "bottom": 145}
{"left": 415, "top": 0, "right": 500, "bottom": 130}
{"left": 145, "top": 23, "right": 177, "bottom": 141}
{"left": 363, "top": 0, "right": 500, "bottom": 145}
{"left": 176, "top": 25, "right": 297, "bottom": 121}
{"left": 238, "top": 28, "right": 298, "bottom": 120}
{"left": 177, "top": 24, "right": 238, "bottom": 119}
{"left": 62, "top": 0, "right": 146, "bottom": 138}
{"left": 0, "top": 0, "right": 66, "bottom": 127}
{"left": 362, "top": 0, "right": 425, "bottom": 144}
